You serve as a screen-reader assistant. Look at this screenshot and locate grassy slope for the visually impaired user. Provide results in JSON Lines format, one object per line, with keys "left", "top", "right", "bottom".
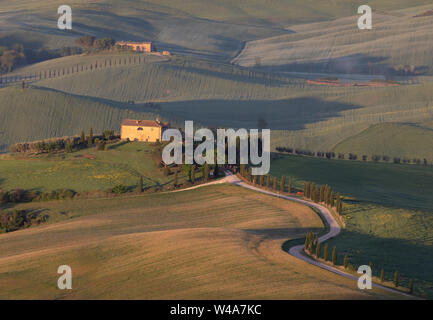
{"left": 0, "top": 142, "right": 182, "bottom": 192}
{"left": 0, "top": 184, "right": 400, "bottom": 299}
{"left": 0, "top": 85, "right": 178, "bottom": 152}
{"left": 333, "top": 123, "right": 433, "bottom": 160}
{"left": 233, "top": 4, "right": 433, "bottom": 75}
{"left": 4, "top": 53, "right": 433, "bottom": 154}
{"left": 2, "top": 1, "right": 431, "bottom": 61}
{"left": 270, "top": 154, "right": 433, "bottom": 297}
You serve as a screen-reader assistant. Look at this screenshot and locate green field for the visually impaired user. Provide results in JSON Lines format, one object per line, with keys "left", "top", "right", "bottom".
{"left": 0, "top": 142, "right": 182, "bottom": 192}
{"left": 333, "top": 123, "right": 433, "bottom": 161}
{"left": 0, "top": 183, "right": 403, "bottom": 299}
{"left": 0, "top": 84, "right": 182, "bottom": 152}
{"left": 4, "top": 52, "right": 432, "bottom": 156}
{"left": 271, "top": 154, "right": 433, "bottom": 297}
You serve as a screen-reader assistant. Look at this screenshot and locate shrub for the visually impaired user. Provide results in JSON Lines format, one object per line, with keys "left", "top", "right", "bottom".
{"left": 0, "top": 190, "right": 9, "bottom": 203}
{"left": 96, "top": 141, "right": 106, "bottom": 151}
{"left": 103, "top": 130, "right": 115, "bottom": 140}
{"left": 8, "top": 188, "right": 25, "bottom": 202}
{"left": 55, "top": 189, "right": 75, "bottom": 199}
{"left": 163, "top": 167, "right": 170, "bottom": 176}
{"left": 65, "top": 143, "right": 74, "bottom": 153}
{"left": 112, "top": 185, "right": 128, "bottom": 194}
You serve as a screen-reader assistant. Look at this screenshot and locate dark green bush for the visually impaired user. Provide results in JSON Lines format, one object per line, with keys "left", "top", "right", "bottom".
{"left": 112, "top": 185, "right": 128, "bottom": 194}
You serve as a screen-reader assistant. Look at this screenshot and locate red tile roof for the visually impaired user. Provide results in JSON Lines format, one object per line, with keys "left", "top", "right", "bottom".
{"left": 121, "top": 119, "right": 162, "bottom": 127}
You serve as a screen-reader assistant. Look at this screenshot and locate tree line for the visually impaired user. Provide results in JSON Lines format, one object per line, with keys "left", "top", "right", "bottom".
{"left": 304, "top": 231, "right": 415, "bottom": 294}
{"left": 10, "top": 128, "right": 119, "bottom": 154}
{"left": 276, "top": 146, "right": 431, "bottom": 166}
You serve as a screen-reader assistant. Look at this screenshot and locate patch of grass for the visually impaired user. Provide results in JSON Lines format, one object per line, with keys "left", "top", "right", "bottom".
{"left": 0, "top": 142, "right": 180, "bottom": 192}
{"left": 271, "top": 154, "right": 433, "bottom": 298}
{"left": 333, "top": 123, "right": 433, "bottom": 161}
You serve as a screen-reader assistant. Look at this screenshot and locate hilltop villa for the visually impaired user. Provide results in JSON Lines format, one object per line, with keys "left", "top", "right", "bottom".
{"left": 121, "top": 119, "right": 168, "bottom": 142}
{"left": 116, "top": 41, "right": 153, "bottom": 53}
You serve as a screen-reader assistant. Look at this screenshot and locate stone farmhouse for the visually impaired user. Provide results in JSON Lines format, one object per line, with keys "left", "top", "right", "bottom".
{"left": 121, "top": 119, "right": 168, "bottom": 142}
{"left": 115, "top": 41, "right": 153, "bottom": 53}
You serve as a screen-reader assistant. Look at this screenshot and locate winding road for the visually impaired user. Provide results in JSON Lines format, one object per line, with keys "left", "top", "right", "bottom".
{"left": 175, "top": 170, "right": 415, "bottom": 298}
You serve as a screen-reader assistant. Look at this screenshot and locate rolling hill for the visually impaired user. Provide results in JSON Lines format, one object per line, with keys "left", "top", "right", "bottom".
{"left": 233, "top": 4, "right": 433, "bottom": 75}
{"left": 333, "top": 123, "right": 433, "bottom": 161}
{"left": 2, "top": 1, "right": 432, "bottom": 62}
{"left": 0, "top": 183, "right": 401, "bottom": 299}
{"left": 271, "top": 154, "right": 433, "bottom": 297}
{"left": 0, "top": 84, "right": 181, "bottom": 152}
{"left": 2, "top": 52, "right": 433, "bottom": 156}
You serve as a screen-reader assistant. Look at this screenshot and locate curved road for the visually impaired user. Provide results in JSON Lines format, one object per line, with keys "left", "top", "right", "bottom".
{"left": 174, "top": 171, "right": 414, "bottom": 298}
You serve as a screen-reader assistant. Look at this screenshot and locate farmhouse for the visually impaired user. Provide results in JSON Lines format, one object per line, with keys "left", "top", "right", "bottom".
{"left": 116, "top": 41, "right": 153, "bottom": 53}
{"left": 121, "top": 119, "right": 167, "bottom": 142}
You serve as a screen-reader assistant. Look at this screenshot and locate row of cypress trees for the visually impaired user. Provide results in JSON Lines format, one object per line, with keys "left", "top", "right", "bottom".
{"left": 304, "top": 182, "right": 343, "bottom": 214}
{"left": 240, "top": 165, "right": 293, "bottom": 194}
{"left": 305, "top": 232, "right": 414, "bottom": 293}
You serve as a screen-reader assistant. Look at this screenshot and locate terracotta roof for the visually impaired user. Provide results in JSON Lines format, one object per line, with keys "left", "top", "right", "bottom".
{"left": 121, "top": 119, "right": 162, "bottom": 127}
{"left": 116, "top": 41, "right": 152, "bottom": 45}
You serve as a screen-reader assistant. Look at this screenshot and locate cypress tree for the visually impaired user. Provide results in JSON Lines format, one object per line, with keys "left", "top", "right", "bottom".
{"left": 204, "top": 163, "right": 209, "bottom": 181}
{"left": 338, "top": 201, "right": 343, "bottom": 214}
{"left": 409, "top": 279, "right": 414, "bottom": 294}
{"left": 332, "top": 246, "right": 337, "bottom": 265}
{"left": 240, "top": 164, "right": 245, "bottom": 177}
{"left": 273, "top": 177, "right": 278, "bottom": 190}
{"left": 394, "top": 271, "right": 399, "bottom": 287}
{"left": 344, "top": 255, "right": 348, "bottom": 268}
{"left": 320, "top": 185, "right": 325, "bottom": 202}
{"left": 80, "top": 130, "right": 85, "bottom": 143}
{"left": 304, "top": 232, "right": 310, "bottom": 250}
{"left": 87, "top": 136, "right": 92, "bottom": 147}
{"left": 324, "top": 243, "right": 329, "bottom": 261}
{"left": 253, "top": 175, "right": 257, "bottom": 185}
{"left": 280, "top": 176, "right": 286, "bottom": 192}
{"left": 380, "top": 268, "right": 385, "bottom": 283}
{"left": 201, "top": 165, "right": 205, "bottom": 179}
{"left": 191, "top": 165, "right": 196, "bottom": 183}
{"left": 138, "top": 176, "right": 143, "bottom": 192}
{"left": 259, "top": 175, "right": 264, "bottom": 186}
{"left": 266, "top": 175, "right": 270, "bottom": 188}
{"left": 288, "top": 178, "right": 292, "bottom": 194}
{"left": 214, "top": 164, "right": 219, "bottom": 178}
{"left": 315, "top": 241, "right": 321, "bottom": 258}
{"left": 90, "top": 128, "right": 93, "bottom": 141}
{"left": 330, "top": 192, "right": 335, "bottom": 207}
{"left": 310, "top": 182, "right": 315, "bottom": 200}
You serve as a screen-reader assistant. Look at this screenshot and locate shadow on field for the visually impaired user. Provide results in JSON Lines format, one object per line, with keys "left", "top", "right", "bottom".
{"left": 322, "top": 229, "right": 433, "bottom": 299}
{"left": 246, "top": 227, "right": 323, "bottom": 240}
{"left": 259, "top": 53, "right": 430, "bottom": 76}
{"left": 160, "top": 97, "right": 362, "bottom": 130}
